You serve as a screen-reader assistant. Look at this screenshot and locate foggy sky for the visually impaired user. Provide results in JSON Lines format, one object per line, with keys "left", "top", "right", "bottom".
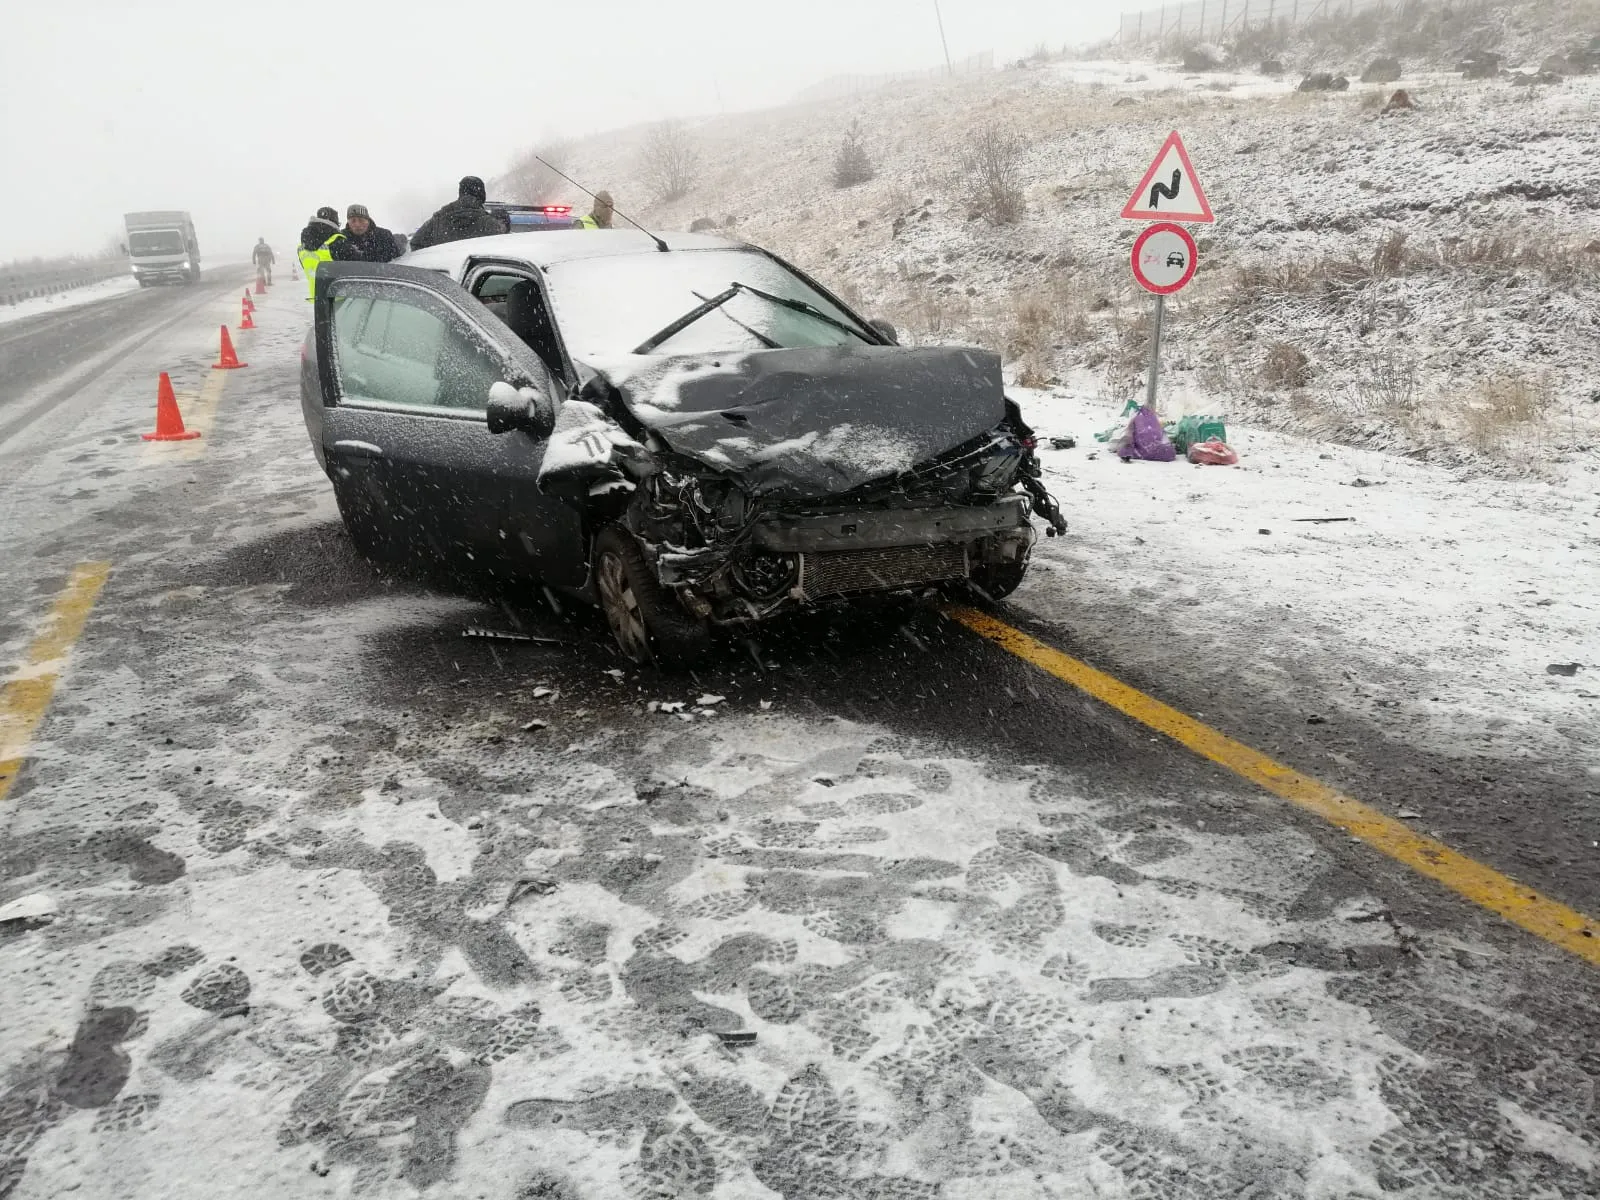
{"left": 2, "top": 0, "right": 1124, "bottom": 263}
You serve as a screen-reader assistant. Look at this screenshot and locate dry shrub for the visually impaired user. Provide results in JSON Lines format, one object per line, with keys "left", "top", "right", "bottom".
{"left": 1464, "top": 373, "right": 1544, "bottom": 451}
{"left": 1371, "top": 230, "right": 1410, "bottom": 279}
{"left": 640, "top": 120, "right": 701, "bottom": 203}
{"left": 960, "top": 126, "right": 1027, "bottom": 225}
{"left": 1350, "top": 353, "right": 1421, "bottom": 421}
{"left": 888, "top": 272, "right": 973, "bottom": 340}
{"left": 1261, "top": 342, "right": 1312, "bottom": 388}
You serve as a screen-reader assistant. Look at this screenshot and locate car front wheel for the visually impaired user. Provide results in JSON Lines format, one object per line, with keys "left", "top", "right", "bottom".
{"left": 593, "top": 527, "right": 710, "bottom": 669}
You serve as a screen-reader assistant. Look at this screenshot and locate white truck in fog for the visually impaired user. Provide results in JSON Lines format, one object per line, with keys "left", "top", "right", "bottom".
{"left": 124, "top": 211, "right": 200, "bottom": 285}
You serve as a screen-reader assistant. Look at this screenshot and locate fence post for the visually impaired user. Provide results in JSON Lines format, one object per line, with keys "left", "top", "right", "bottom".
{"left": 1137, "top": 10, "right": 1144, "bottom": 40}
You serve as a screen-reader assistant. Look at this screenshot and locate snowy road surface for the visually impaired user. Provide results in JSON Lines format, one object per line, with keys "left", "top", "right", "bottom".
{"left": 0, "top": 287, "right": 1596, "bottom": 1199}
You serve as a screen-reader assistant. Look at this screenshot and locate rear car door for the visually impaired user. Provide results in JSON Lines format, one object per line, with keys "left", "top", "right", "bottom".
{"left": 312, "top": 262, "right": 583, "bottom": 581}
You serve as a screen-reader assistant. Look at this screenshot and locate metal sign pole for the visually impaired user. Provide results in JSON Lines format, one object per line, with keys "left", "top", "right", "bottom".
{"left": 1145, "top": 294, "right": 1166, "bottom": 414}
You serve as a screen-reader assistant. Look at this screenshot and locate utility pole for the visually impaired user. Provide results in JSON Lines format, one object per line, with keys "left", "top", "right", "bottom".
{"left": 934, "top": 0, "right": 954, "bottom": 76}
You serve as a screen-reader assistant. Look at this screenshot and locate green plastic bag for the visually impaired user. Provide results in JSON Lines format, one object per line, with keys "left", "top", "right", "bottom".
{"left": 1094, "top": 399, "right": 1142, "bottom": 443}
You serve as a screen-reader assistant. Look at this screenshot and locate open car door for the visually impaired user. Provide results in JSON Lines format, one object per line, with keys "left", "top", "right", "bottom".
{"left": 312, "top": 261, "right": 586, "bottom": 585}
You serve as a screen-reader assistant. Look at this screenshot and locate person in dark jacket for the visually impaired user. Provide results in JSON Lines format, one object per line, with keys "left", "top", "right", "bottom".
{"left": 328, "top": 204, "right": 402, "bottom": 263}
{"left": 299, "top": 206, "right": 340, "bottom": 254}
{"left": 409, "top": 176, "right": 504, "bottom": 249}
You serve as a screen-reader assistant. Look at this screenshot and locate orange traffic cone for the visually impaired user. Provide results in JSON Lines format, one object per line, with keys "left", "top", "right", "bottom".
{"left": 140, "top": 372, "right": 202, "bottom": 442}
{"left": 213, "top": 324, "right": 247, "bottom": 370}
{"left": 254, "top": 272, "right": 267, "bottom": 295}
{"left": 242, "top": 289, "right": 255, "bottom": 313}
{"left": 239, "top": 299, "right": 255, "bottom": 330}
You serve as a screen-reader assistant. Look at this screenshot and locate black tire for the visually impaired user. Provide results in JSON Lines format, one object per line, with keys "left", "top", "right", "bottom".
{"left": 592, "top": 526, "right": 710, "bottom": 669}
{"left": 969, "top": 559, "right": 1028, "bottom": 602}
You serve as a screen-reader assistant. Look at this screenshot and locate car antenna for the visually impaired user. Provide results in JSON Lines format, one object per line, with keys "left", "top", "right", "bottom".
{"left": 534, "top": 156, "right": 670, "bottom": 253}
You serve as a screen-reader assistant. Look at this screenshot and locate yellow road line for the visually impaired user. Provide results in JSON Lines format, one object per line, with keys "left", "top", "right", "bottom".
{"left": 948, "top": 605, "right": 1600, "bottom": 966}
{"left": 0, "top": 563, "right": 111, "bottom": 802}
{"left": 172, "top": 367, "right": 231, "bottom": 460}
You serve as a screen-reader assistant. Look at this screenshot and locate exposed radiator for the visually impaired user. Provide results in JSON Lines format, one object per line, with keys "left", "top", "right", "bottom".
{"left": 799, "top": 543, "right": 968, "bottom": 600}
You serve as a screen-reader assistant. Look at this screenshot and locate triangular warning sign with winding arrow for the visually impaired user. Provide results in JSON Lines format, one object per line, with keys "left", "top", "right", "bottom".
{"left": 1122, "top": 130, "right": 1214, "bottom": 223}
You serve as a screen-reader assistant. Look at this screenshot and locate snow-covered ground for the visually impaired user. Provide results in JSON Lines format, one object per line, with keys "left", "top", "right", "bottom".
{"left": 1016, "top": 380, "right": 1600, "bottom": 772}
{"left": 0, "top": 274, "right": 138, "bottom": 326}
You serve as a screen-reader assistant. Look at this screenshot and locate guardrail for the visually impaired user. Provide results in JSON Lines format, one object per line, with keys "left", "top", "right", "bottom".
{"left": 0, "top": 259, "right": 128, "bottom": 308}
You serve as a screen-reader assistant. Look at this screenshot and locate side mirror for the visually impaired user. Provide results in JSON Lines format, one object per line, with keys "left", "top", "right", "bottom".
{"left": 487, "top": 381, "right": 555, "bottom": 438}
{"left": 869, "top": 318, "right": 899, "bottom": 345}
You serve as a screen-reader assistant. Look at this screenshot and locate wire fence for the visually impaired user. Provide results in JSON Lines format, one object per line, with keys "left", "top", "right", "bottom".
{"left": 1118, "top": 0, "right": 1393, "bottom": 43}
{"left": 794, "top": 51, "right": 995, "bottom": 104}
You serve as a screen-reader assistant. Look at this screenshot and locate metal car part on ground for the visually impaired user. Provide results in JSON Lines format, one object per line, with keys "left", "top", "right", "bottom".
{"left": 300, "top": 232, "right": 1065, "bottom": 667}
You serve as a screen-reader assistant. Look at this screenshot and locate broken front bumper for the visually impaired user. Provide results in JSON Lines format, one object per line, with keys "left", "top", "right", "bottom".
{"left": 655, "top": 496, "right": 1035, "bottom": 612}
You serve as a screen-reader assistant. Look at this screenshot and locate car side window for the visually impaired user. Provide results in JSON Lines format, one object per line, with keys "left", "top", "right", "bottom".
{"left": 331, "top": 280, "right": 508, "bottom": 415}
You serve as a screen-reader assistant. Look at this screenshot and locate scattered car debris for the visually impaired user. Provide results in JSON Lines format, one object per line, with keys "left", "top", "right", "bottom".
{"left": 697, "top": 694, "right": 726, "bottom": 707}
{"left": 1049, "top": 436, "right": 1077, "bottom": 450}
{"left": 461, "top": 628, "right": 564, "bottom": 645}
{"left": 521, "top": 719, "right": 549, "bottom": 732}
{"left": 1292, "top": 517, "right": 1357, "bottom": 523}
{"left": 1397, "top": 808, "right": 1423, "bottom": 819}
{"left": 531, "top": 687, "right": 554, "bottom": 699}
{"left": 604, "top": 669, "right": 626, "bottom": 680}
{"left": 1546, "top": 663, "right": 1582, "bottom": 677}
{"left": 716, "top": 1030, "right": 758, "bottom": 1046}
{"left": 759, "top": 700, "right": 774, "bottom": 711}
{"left": 1306, "top": 714, "right": 1328, "bottom": 725}
{"left": 1259, "top": 528, "right": 1272, "bottom": 535}
{"left": 507, "top": 878, "right": 559, "bottom": 906}
{"left": 0, "top": 893, "right": 58, "bottom": 931}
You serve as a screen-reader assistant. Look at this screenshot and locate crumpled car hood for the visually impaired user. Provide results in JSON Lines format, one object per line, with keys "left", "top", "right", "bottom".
{"left": 587, "top": 345, "right": 1006, "bottom": 498}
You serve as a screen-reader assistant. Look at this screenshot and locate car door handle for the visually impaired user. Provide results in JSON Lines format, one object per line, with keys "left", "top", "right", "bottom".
{"left": 333, "top": 440, "right": 384, "bottom": 459}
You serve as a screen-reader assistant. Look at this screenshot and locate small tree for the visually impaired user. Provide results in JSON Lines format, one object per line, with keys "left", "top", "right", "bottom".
{"left": 961, "top": 126, "right": 1027, "bottom": 225}
{"left": 832, "top": 119, "right": 876, "bottom": 189}
{"left": 640, "top": 120, "right": 701, "bottom": 204}
{"left": 503, "top": 139, "right": 574, "bottom": 204}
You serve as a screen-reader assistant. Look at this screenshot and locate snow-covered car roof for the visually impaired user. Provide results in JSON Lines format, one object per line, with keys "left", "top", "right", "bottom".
{"left": 398, "top": 229, "right": 743, "bottom": 276}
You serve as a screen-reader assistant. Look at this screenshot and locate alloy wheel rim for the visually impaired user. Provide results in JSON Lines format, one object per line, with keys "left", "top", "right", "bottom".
{"left": 597, "top": 552, "right": 651, "bottom": 664}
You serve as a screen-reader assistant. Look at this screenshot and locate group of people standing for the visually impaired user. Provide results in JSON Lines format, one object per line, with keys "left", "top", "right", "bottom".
{"left": 292, "top": 175, "right": 618, "bottom": 300}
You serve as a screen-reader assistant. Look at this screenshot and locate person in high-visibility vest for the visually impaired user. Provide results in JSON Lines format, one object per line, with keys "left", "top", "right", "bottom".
{"left": 297, "top": 206, "right": 342, "bottom": 301}
{"left": 576, "top": 191, "right": 615, "bottom": 230}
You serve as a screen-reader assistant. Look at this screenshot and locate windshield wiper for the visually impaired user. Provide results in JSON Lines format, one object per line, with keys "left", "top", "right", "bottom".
{"left": 688, "top": 288, "right": 783, "bottom": 351}
{"left": 633, "top": 285, "right": 746, "bottom": 355}
{"left": 735, "top": 283, "right": 877, "bottom": 345}
{"left": 632, "top": 282, "right": 872, "bottom": 355}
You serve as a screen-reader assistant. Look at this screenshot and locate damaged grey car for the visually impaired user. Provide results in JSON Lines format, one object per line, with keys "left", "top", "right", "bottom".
{"left": 301, "top": 231, "right": 1065, "bottom": 667}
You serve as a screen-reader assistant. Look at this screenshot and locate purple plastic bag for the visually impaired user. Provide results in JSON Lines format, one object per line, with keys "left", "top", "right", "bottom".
{"left": 1115, "top": 405, "right": 1177, "bottom": 462}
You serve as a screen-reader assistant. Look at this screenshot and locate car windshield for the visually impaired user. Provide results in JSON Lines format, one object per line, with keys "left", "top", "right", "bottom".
{"left": 543, "top": 248, "right": 873, "bottom": 358}
{"left": 129, "top": 230, "right": 185, "bottom": 254}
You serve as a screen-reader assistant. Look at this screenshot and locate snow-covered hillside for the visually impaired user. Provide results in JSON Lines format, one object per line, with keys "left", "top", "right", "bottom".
{"left": 527, "top": 40, "right": 1599, "bottom": 471}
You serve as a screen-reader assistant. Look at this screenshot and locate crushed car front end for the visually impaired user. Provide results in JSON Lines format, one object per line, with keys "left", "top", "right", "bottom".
{"left": 550, "top": 345, "right": 1065, "bottom": 633}
{"left": 634, "top": 426, "right": 1052, "bottom": 624}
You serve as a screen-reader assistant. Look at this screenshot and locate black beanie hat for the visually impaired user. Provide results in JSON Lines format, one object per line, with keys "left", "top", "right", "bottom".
{"left": 316, "top": 206, "right": 339, "bottom": 224}
{"left": 459, "top": 176, "right": 487, "bottom": 203}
